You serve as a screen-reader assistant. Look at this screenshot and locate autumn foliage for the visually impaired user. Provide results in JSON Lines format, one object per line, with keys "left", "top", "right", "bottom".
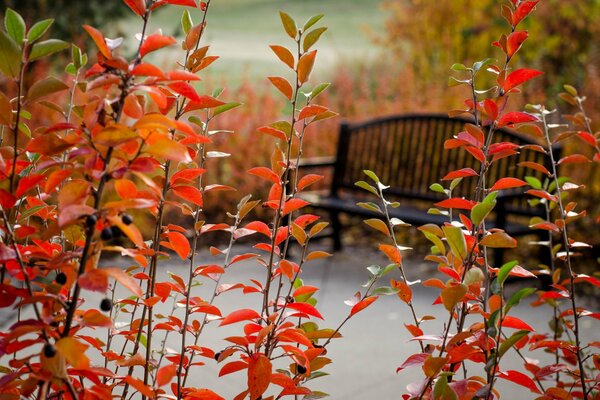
{"left": 0, "top": 0, "right": 598, "bottom": 400}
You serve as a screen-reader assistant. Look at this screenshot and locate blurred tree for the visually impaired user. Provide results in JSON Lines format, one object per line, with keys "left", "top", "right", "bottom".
{"left": 378, "top": 0, "right": 600, "bottom": 100}
{"left": 1, "top": 0, "right": 125, "bottom": 40}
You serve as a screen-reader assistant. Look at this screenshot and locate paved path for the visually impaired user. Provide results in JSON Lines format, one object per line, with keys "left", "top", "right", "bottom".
{"left": 1, "top": 245, "right": 597, "bottom": 398}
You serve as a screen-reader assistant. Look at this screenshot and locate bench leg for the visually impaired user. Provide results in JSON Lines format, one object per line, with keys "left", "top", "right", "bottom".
{"left": 493, "top": 248, "right": 505, "bottom": 269}
{"left": 330, "top": 211, "right": 343, "bottom": 251}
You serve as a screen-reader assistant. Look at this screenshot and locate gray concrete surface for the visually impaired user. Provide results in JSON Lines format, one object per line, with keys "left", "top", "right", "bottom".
{"left": 1, "top": 244, "right": 597, "bottom": 399}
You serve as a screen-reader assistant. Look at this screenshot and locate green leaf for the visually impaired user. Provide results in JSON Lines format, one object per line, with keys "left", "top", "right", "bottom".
{"left": 563, "top": 84, "right": 578, "bottom": 97}
{"left": 279, "top": 11, "right": 297, "bottom": 39}
{"left": 480, "top": 232, "right": 517, "bottom": 248}
{"left": 29, "top": 39, "right": 69, "bottom": 61}
{"left": 449, "top": 177, "right": 462, "bottom": 190}
{"left": 181, "top": 10, "right": 193, "bottom": 35}
{"left": 303, "top": 27, "right": 327, "bottom": 52}
{"left": 499, "top": 330, "right": 529, "bottom": 357}
{"left": 27, "top": 19, "right": 53, "bottom": 43}
{"left": 525, "top": 176, "right": 542, "bottom": 190}
{"left": 27, "top": 76, "right": 69, "bottom": 103}
{"left": 212, "top": 102, "right": 241, "bottom": 117}
{"left": 372, "top": 286, "right": 398, "bottom": 296}
{"left": 442, "top": 226, "right": 467, "bottom": 261}
{"left": 423, "top": 231, "right": 445, "bottom": 254}
{"left": 5, "top": 9, "right": 26, "bottom": 44}
{"left": 309, "top": 82, "right": 330, "bottom": 100}
{"left": 429, "top": 183, "right": 445, "bottom": 193}
{"left": 356, "top": 202, "right": 382, "bottom": 213}
{"left": 71, "top": 44, "right": 83, "bottom": 70}
{"left": 355, "top": 181, "right": 378, "bottom": 196}
{"left": 450, "top": 63, "right": 467, "bottom": 71}
{"left": 302, "top": 14, "right": 324, "bottom": 32}
{"left": 363, "top": 170, "right": 380, "bottom": 183}
{"left": 505, "top": 287, "right": 536, "bottom": 312}
{"left": 473, "top": 58, "right": 495, "bottom": 73}
{"left": 433, "top": 373, "right": 458, "bottom": 400}
{"left": 471, "top": 200, "right": 495, "bottom": 226}
{"left": 0, "top": 30, "right": 21, "bottom": 78}
{"left": 497, "top": 260, "right": 518, "bottom": 286}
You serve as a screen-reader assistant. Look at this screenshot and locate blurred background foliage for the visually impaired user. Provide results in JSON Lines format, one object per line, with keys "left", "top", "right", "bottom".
{"left": 1, "top": 0, "right": 598, "bottom": 259}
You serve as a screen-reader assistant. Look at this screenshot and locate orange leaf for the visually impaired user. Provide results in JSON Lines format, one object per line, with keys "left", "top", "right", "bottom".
{"left": 248, "top": 354, "right": 272, "bottom": 400}
{"left": 503, "top": 69, "right": 543, "bottom": 92}
{"left": 501, "top": 316, "right": 534, "bottom": 331}
{"left": 441, "top": 283, "right": 467, "bottom": 311}
{"left": 56, "top": 337, "right": 90, "bottom": 369}
{"left": 123, "top": 0, "right": 146, "bottom": 16}
{"left": 104, "top": 267, "right": 143, "bottom": 297}
{"left": 297, "top": 174, "right": 322, "bottom": 191}
{"left": 442, "top": 168, "right": 478, "bottom": 181}
{"left": 166, "top": 231, "right": 190, "bottom": 260}
{"left": 489, "top": 177, "right": 527, "bottom": 191}
{"left": 83, "top": 25, "right": 111, "bottom": 59}
{"left": 434, "top": 198, "right": 476, "bottom": 210}
{"left": 172, "top": 185, "right": 203, "bottom": 206}
{"left": 219, "top": 361, "right": 248, "bottom": 377}
{"left": 220, "top": 309, "right": 262, "bottom": 326}
{"left": 282, "top": 198, "right": 309, "bottom": 215}
{"left": 350, "top": 296, "right": 378, "bottom": 316}
{"left": 168, "top": 81, "right": 201, "bottom": 102}
{"left": 379, "top": 244, "right": 401, "bottom": 264}
{"left": 248, "top": 167, "right": 281, "bottom": 184}
{"left": 298, "top": 105, "right": 328, "bottom": 120}
{"left": 124, "top": 376, "right": 154, "bottom": 398}
{"left": 268, "top": 76, "right": 293, "bottom": 100}
{"left": 391, "top": 279, "right": 412, "bottom": 304}
{"left": 140, "top": 33, "right": 176, "bottom": 57}
{"left": 479, "top": 232, "right": 517, "bottom": 248}
{"left": 269, "top": 45, "right": 295, "bottom": 69}
{"left": 297, "top": 50, "right": 317, "bottom": 84}
{"left": 156, "top": 364, "right": 177, "bottom": 387}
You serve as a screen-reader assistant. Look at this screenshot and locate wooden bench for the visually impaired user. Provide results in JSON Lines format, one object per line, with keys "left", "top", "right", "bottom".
{"left": 298, "top": 113, "right": 560, "bottom": 267}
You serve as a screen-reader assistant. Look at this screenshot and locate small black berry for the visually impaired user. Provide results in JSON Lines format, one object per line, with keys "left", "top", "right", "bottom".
{"left": 286, "top": 295, "right": 295, "bottom": 304}
{"left": 296, "top": 364, "right": 307, "bottom": 374}
{"left": 110, "top": 225, "right": 122, "bottom": 238}
{"left": 43, "top": 343, "right": 56, "bottom": 358}
{"left": 214, "top": 351, "right": 221, "bottom": 362}
{"left": 85, "top": 214, "right": 97, "bottom": 229}
{"left": 100, "top": 227, "right": 113, "bottom": 241}
{"left": 121, "top": 213, "right": 133, "bottom": 225}
{"left": 55, "top": 272, "right": 67, "bottom": 285}
{"left": 100, "top": 298, "right": 112, "bottom": 312}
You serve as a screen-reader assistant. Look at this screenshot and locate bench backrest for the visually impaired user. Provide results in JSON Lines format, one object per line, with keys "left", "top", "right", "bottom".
{"left": 331, "top": 113, "right": 555, "bottom": 213}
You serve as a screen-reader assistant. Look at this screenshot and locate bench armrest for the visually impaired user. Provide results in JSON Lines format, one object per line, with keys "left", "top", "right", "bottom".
{"left": 297, "top": 156, "right": 336, "bottom": 169}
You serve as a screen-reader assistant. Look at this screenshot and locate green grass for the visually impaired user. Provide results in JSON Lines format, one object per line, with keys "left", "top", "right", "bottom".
{"left": 112, "top": 0, "right": 386, "bottom": 85}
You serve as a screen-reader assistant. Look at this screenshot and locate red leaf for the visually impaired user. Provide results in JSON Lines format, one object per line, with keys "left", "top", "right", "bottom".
{"left": 156, "top": 364, "right": 177, "bottom": 387}
{"left": 104, "top": 267, "right": 143, "bottom": 297}
{"left": 282, "top": 199, "right": 309, "bottom": 215}
{"left": 268, "top": 76, "right": 293, "bottom": 100}
{"left": 248, "top": 167, "right": 281, "bottom": 184}
{"left": 244, "top": 221, "right": 272, "bottom": 238}
{"left": 497, "top": 112, "right": 538, "bottom": 127}
{"left": 123, "top": 0, "right": 146, "bottom": 16}
{"left": 379, "top": 244, "right": 402, "bottom": 264}
{"left": 170, "top": 168, "right": 207, "bottom": 184}
{"left": 518, "top": 161, "right": 550, "bottom": 176}
{"left": 220, "top": 309, "right": 262, "bottom": 326}
{"left": 489, "top": 177, "right": 527, "bottom": 191}
{"left": 257, "top": 126, "right": 288, "bottom": 141}
{"left": 350, "top": 296, "right": 378, "bottom": 316}
{"left": 166, "top": 231, "right": 190, "bottom": 260}
{"left": 124, "top": 376, "right": 154, "bottom": 398}
{"left": 219, "top": 361, "right": 248, "bottom": 377}
{"left": 507, "top": 31, "right": 528, "bottom": 57}
{"left": 83, "top": 25, "right": 111, "bottom": 59}
{"left": 397, "top": 353, "right": 428, "bottom": 372}
{"left": 298, "top": 105, "right": 328, "bottom": 120}
{"left": 434, "top": 198, "right": 476, "bottom": 210}
{"left": 0, "top": 189, "right": 16, "bottom": 209}
{"left": 512, "top": 0, "right": 539, "bottom": 27}
{"left": 502, "top": 316, "right": 534, "bottom": 331}
{"left": 140, "top": 33, "right": 177, "bottom": 57}
{"left": 503, "top": 69, "right": 542, "bottom": 92}
{"left": 442, "top": 168, "right": 478, "bottom": 181}
{"left": 172, "top": 185, "right": 203, "bottom": 207}
{"left": 287, "top": 302, "right": 324, "bottom": 319}
{"left": 168, "top": 81, "right": 201, "bottom": 102}
{"left": 248, "top": 354, "right": 272, "bottom": 400}
{"left": 16, "top": 175, "right": 44, "bottom": 197}
{"left": 183, "top": 95, "right": 226, "bottom": 112}
{"left": 498, "top": 370, "right": 541, "bottom": 394}
{"left": 297, "top": 174, "right": 322, "bottom": 191}
{"left": 526, "top": 189, "right": 557, "bottom": 202}
{"left": 557, "top": 154, "right": 591, "bottom": 165}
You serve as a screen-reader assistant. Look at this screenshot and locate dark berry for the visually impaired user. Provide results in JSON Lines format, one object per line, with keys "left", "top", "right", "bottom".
{"left": 296, "top": 364, "right": 307, "bottom": 374}
{"left": 85, "top": 214, "right": 97, "bottom": 229}
{"left": 110, "top": 225, "right": 122, "bottom": 238}
{"left": 43, "top": 343, "right": 56, "bottom": 358}
{"left": 121, "top": 214, "right": 133, "bottom": 225}
{"left": 214, "top": 351, "right": 221, "bottom": 362}
{"left": 100, "top": 298, "right": 112, "bottom": 312}
{"left": 100, "top": 227, "right": 113, "bottom": 241}
{"left": 286, "top": 295, "right": 295, "bottom": 304}
{"left": 55, "top": 272, "right": 67, "bottom": 285}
